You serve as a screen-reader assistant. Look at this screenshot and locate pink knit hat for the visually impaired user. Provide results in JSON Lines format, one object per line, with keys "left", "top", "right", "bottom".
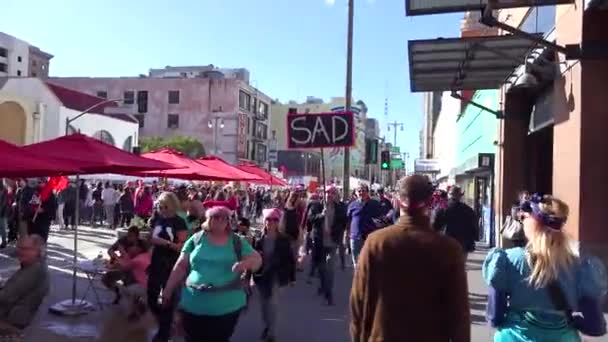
{"left": 263, "top": 208, "right": 282, "bottom": 221}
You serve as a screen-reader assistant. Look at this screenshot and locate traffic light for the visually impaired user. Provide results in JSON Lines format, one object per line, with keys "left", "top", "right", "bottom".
{"left": 381, "top": 150, "right": 390, "bottom": 170}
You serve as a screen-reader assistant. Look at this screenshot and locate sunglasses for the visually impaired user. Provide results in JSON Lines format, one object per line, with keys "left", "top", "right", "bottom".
{"left": 265, "top": 218, "right": 280, "bottom": 222}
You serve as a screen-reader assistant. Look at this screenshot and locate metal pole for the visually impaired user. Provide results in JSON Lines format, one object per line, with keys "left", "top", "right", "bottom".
{"left": 320, "top": 148, "right": 327, "bottom": 203}
{"left": 343, "top": 0, "right": 354, "bottom": 202}
{"left": 72, "top": 176, "right": 79, "bottom": 304}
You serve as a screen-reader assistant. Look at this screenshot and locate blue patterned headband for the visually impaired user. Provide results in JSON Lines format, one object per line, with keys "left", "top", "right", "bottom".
{"left": 519, "top": 194, "right": 566, "bottom": 230}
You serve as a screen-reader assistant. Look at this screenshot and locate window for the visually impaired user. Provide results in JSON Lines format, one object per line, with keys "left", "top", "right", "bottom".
{"left": 93, "top": 130, "right": 115, "bottom": 146}
{"left": 16, "top": 70, "right": 21, "bottom": 76}
{"left": 252, "top": 98, "right": 258, "bottom": 114}
{"left": 137, "top": 91, "right": 148, "bottom": 113}
{"left": 520, "top": 6, "right": 556, "bottom": 35}
{"left": 168, "top": 114, "right": 179, "bottom": 128}
{"left": 123, "top": 136, "right": 133, "bottom": 152}
{"left": 256, "top": 143, "right": 267, "bottom": 163}
{"left": 32, "top": 60, "right": 37, "bottom": 67}
{"left": 31, "top": 72, "right": 37, "bottom": 77}
{"left": 17, "top": 56, "right": 22, "bottom": 62}
{"left": 239, "top": 90, "right": 251, "bottom": 111}
{"left": 259, "top": 101, "right": 269, "bottom": 118}
{"left": 168, "top": 90, "right": 180, "bottom": 104}
{"left": 0, "top": 63, "right": 7, "bottom": 73}
{"left": 255, "top": 121, "right": 268, "bottom": 139}
{"left": 0, "top": 48, "right": 7, "bottom": 58}
{"left": 134, "top": 114, "right": 145, "bottom": 128}
{"left": 96, "top": 91, "right": 108, "bottom": 99}
{"left": 123, "top": 90, "right": 135, "bottom": 104}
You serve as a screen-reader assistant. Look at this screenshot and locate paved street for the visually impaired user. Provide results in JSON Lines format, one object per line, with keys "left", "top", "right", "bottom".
{"left": 1, "top": 227, "right": 605, "bottom": 341}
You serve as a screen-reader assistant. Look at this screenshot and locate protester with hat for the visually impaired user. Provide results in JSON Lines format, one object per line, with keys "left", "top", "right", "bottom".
{"left": 432, "top": 186, "right": 478, "bottom": 260}
{"left": 483, "top": 194, "right": 608, "bottom": 340}
{"left": 251, "top": 207, "right": 296, "bottom": 342}
{"left": 162, "top": 200, "right": 261, "bottom": 342}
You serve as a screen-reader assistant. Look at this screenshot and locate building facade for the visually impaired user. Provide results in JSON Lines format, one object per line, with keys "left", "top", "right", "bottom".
{"left": 0, "top": 78, "right": 138, "bottom": 148}
{"left": 0, "top": 32, "right": 52, "bottom": 78}
{"left": 51, "top": 68, "right": 272, "bottom": 166}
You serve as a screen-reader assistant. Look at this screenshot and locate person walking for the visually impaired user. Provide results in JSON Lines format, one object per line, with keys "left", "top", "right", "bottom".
{"left": 308, "top": 186, "right": 347, "bottom": 305}
{"left": 252, "top": 208, "right": 296, "bottom": 342}
{"left": 146, "top": 192, "right": 189, "bottom": 342}
{"left": 282, "top": 192, "right": 303, "bottom": 264}
{"left": 0, "top": 180, "right": 8, "bottom": 248}
{"left": 346, "top": 184, "right": 384, "bottom": 268}
{"left": 102, "top": 182, "right": 117, "bottom": 229}
{"left": 484, "top": 194, "right": 607, "bottom": 341}
{"left": 60, "top": 182, "right": 77, "bottom": 230}
{"left": 350, "top": 175, "right": 470, "bottom": 342}
{"left": 162, "top": 200, "right": 262, "bottom": 342}
{"left": 432, "top": 186, "right": 478, "bottom": 261}
{"left": 119, "top": 187, "right": 134, "bottom": 228}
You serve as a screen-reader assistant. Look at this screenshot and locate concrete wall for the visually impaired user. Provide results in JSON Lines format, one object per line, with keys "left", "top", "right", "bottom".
{"left": 0, "top": 33, "right": 30, "bottom": 77}
{"left": 432, "top": 92, "right": 459, "bottom": 180}
{"left": 59, "top": 107, "right": 138, "bottom": 150}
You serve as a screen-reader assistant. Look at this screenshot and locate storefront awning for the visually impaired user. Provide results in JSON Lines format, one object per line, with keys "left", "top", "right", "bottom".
{"left": 408, "top": 35, "right": 540, "bottom": 92}
{"left": 406, "top": 0, "right": 574, "bottom": 16}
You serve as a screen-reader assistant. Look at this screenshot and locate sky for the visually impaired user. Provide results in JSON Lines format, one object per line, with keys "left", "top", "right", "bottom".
{"left": 3, "top": 0, "right": 462, "bottom": 166}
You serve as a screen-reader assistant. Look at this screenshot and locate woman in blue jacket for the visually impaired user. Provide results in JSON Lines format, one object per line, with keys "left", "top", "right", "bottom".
{"left": 484, "top": 194, "right": 607, "bottom": 341}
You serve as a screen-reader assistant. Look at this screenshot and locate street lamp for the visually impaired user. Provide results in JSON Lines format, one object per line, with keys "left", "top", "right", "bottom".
{"left": 65, "top": 98, "right": 124, "bottom": 135}
{"left": 208, "top": 117, "right": 224, "bottom": 155}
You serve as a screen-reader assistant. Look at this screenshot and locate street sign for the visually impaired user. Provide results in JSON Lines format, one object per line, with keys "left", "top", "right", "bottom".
{"left": 268, "top": 150, "right": 278, "bottom": 162}
{"left": 414, "top": 159, "right": 441, "bottom": 173}
{"left": 287, "top": 112, "right": 355, "bottom": 149}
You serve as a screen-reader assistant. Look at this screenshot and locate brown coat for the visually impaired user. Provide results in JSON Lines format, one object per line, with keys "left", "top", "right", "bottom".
{"left": 350, "top": 215, "right": 470, "bottom": 342}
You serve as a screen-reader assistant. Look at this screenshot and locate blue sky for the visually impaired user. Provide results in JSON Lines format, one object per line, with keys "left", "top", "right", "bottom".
{"left": 3, "top": 0, "right": 461, "bottom": 164}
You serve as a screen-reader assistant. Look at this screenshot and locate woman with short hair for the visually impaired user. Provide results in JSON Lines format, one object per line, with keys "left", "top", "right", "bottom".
{"left": 484, "top": 194, "right": 608, "bottom": 341}
{"left": 162, "top": 200, "right": 262, "bottom": 342}
{"left": 146, "top": 191, "right": 188, "bottom": 342}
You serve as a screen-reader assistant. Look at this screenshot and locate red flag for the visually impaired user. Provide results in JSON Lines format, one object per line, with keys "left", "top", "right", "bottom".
{"left": 40, "top": 176, "right": 69, "bottom": 201}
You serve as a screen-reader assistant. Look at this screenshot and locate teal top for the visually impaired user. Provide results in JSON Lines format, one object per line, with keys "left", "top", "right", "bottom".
{"left": 179, "top": 234, "right": 255, "bottom": 316}
{"left": 483, "top": 247, "right": 607, "bottom": 313}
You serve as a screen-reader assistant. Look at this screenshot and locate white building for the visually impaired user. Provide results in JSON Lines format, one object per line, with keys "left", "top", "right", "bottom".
{"left": 0, "top": 77, "right": 138, "bottom": 149}
{"left": 0, "top": 32, "right": 53, "bottom": 78}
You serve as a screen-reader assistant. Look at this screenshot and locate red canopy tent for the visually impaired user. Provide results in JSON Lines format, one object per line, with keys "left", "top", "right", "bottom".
{"left": 0, "top": 139, "right": 82, "bottom": 177}
{"left": 197, "top": 156, "right": 263, "bottom": 181}
{"left": 22, "top": 134, "right": 181, "bottom": 174}
{"left": 136, "top": 149, "right": 233, "bottom": 180}
{"left": 237, "top": 162, "right": 288, "bottom": 186}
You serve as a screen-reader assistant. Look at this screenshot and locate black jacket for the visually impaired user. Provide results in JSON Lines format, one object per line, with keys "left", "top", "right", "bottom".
{"left": 252, "top": 232, "right": 295, "bottom": 296}
{"left": 432, "top": 201, "right": 478, "bottom": 252}
{"left": 307, "top": 200, "right": 348, "bottom": 247}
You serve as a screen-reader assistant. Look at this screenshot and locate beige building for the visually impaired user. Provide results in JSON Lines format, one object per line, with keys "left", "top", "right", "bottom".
{"left": 0, "top": 32, "right": 52, "bottom": 78}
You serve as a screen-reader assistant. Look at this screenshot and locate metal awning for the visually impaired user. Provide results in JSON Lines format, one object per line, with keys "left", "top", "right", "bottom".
{"left": 406, "top": 0, "right": 575, "bottom": 16}
{"left": 408, "top": 35, "right": 540, "bottom": 92}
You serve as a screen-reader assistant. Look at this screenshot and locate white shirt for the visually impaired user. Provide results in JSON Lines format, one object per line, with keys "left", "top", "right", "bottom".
{"left": 101, "top": 188, "right": 117, "bottom": 206}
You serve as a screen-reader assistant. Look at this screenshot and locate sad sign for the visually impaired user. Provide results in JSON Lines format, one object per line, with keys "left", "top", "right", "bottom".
{"left": 287, "top": 112, "right": 355, "bottom": 149}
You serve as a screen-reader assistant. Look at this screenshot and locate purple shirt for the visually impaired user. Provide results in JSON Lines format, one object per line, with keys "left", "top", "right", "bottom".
{"left": 347, "top": 199, "right": 383, "bottom": 240}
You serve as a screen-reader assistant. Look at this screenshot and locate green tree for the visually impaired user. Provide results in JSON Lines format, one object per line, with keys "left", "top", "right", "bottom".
{"left": 139, "top": 135, "right": 206, "bottom": 158}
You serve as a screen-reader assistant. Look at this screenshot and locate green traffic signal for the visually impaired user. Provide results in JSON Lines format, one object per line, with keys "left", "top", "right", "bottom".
{"left": 381, "top": 162, "right": 389, "bottom": 170}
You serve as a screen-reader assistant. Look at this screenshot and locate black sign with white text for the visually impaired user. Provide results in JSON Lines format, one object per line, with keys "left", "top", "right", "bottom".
{"left": 287, "top": 112, "right": 355, "bottom": 149}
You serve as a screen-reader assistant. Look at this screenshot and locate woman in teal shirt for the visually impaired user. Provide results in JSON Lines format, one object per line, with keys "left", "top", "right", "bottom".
{"left": 163, "top": 200, "right": 262, "bottom": 342}
{"left": 483, "top": 194, "right": 607, "bottom": 342}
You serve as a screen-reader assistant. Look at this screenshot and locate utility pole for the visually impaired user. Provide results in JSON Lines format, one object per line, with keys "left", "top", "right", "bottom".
{"left": 387, "top": 121, "right": 404, "bottom": 147}
{"left": 343, "top": 0, "right": 354, "bottom": 201}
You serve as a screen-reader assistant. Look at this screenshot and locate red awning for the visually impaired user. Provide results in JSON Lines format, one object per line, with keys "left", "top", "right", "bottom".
{"left": 0, "top": 139, "right": 82, "bottom": 177}
{"left": 21, "top": 134, "right": 181, "bottom": 174}
{"left": 136, "top": 149, "right": 233, "bottom": 181}
{"left": 237, "top": 163, "right": 288, "bottom": 186}
{"left": 197, "top": 156, "right": 263, "bottom": 181}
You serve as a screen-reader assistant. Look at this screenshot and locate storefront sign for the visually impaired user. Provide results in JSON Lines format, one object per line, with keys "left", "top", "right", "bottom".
{"left": 287, "top": 112, "right": 355, "bottom": 149}
{"left": 237, "top": 113, "right": 247, "bottom": 158}
{"left": 414, "top": 159, "right": 441, "bottom": 173}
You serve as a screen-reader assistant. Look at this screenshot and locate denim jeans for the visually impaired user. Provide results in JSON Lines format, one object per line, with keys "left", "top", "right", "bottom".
{"left": 350, "top": 238, "right": 364, "bottom": 268}
{"left": 318, "top": 246, "right": 337, "bottom": 300}
{"left": 258, "top": 283, "right": 281, "bottom": 339}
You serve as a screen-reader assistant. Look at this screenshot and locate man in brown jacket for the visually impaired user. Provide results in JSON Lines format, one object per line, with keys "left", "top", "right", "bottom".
{"left": 350, "top": 175, "right": 470, "bottom": 342}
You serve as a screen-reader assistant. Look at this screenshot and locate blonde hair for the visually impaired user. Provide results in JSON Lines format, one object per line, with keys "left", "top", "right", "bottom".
{"left": 525, "top": 196, "right": 576, "bottom": 288}
{"left": 157, "top": 191, "right": 180, "bottom": 215}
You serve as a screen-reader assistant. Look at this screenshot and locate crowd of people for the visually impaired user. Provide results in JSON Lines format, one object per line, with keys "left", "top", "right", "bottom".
{"left": 1, "top": 175, "right": 607, "bottom": 342}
